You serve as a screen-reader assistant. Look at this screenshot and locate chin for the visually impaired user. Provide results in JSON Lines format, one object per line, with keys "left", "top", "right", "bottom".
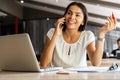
{"left": 66, "top": 27, "right": 76, "bottom": 30}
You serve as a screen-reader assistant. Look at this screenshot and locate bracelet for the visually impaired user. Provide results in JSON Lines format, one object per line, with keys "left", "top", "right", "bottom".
{"left": 97, "top": 37, "right": 105, "bottom": 42}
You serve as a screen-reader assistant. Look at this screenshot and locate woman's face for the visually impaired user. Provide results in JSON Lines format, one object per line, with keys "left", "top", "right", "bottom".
{"left": 65, "top": 5, "right": 84, "bottom": 30}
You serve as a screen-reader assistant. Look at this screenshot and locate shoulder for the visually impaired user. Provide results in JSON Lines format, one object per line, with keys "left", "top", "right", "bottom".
{"left": 82, "top": 30, "right": 94, "bottom": 37}
{"left": 83, "top": 30, "right": 94, "bottom": 34}
{"left": 112, "top": 49, "right": 119, "bottom": 52}
{"left": 47, "top": 28, "right": 55, "bottom": 39}
{"left": 80, "top": 30, "right": 95, "bottom": 46}
{"left": 47, "top": 28, "right": 55, "bottom": 33}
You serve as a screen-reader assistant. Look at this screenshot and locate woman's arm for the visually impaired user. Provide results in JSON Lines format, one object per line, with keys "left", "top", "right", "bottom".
{"left": 40, "top": 34, "right": 59, "bottom": 67}
{"left": 40, "top": 17, "right": 65, "bottom": 67}
{"left": 87, "top": 16, "right": 117, "bottom": 66}
{"left": 87, "top": 39, "right": 104, "bottom": 66}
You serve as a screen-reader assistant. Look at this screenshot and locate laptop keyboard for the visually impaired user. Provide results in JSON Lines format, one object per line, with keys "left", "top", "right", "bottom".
{"left": 40, "top": 67, "right": 63, "bottom": 72}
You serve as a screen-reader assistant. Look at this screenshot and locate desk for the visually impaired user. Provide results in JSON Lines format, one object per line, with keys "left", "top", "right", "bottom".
{"left": 87, "top": 58, "right": 120, "bottom": 66}
{"left": 0, "top": 59, "right": 120, "bottom": 80}
{"left": 0, "top": 71, "right": 120, "bottom": 80}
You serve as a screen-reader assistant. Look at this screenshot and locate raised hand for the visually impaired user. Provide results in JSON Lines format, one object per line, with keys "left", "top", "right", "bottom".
{"left": 54, "top": 17, "right": 65, "bottom": 36}
{"left": 99, "top": 16, "right": 117, "bottom": 34}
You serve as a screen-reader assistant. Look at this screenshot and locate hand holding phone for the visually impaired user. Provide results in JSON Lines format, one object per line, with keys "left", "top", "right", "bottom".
{"left": 61, "top": 17, "right": 66, "bottom": 27}
{"left": 61, "top": 22, "right": 65, "bottom": 27}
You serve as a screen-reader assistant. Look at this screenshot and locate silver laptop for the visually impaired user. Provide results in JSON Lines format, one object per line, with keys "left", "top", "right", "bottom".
{"left": 0, "top": 33, "right": 62, "bottom": 72}
{"left": 0, "top": 33, "right": 41, "bottom": 72}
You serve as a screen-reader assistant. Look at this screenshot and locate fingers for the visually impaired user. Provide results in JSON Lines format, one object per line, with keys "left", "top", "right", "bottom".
{"left": 100, "top": 15, "right": 118, "bottom": 34}
{"left": 114, "top": 17, "right": 118, "bottom": 26}
{"left": 54, "top": 17, "right": 65, "bottom": 36}
{"left": 54, "top": 17, "right": 65, "bottom": 27}
{"left": 107, "top": 16, "right": 117, "bottom": 30}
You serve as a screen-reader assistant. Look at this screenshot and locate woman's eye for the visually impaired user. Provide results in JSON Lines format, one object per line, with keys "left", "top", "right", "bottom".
{"left": 67, "top": 12, "right": 71, "bottom": 15}
{"left": 76, "top": 14, "right": 80, "bottom": 17}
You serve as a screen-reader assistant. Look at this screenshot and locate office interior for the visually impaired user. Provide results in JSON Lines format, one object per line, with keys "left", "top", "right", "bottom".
{"left": 0, "top": 0, "right": 120, "bottom": 60}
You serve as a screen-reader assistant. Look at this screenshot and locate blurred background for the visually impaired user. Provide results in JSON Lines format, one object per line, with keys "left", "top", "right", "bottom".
{"left": 0, "top": 0, "right": 120, "bottom": 59}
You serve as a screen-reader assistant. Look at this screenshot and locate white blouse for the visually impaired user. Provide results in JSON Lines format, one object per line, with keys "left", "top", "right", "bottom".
{"left": 47, "top": 28, "right": 95, "bottom": 68}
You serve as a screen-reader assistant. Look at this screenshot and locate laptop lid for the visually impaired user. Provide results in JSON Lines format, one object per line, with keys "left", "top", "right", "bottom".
{"left": 0, "top": 33, "right": 41, "bottom": 72}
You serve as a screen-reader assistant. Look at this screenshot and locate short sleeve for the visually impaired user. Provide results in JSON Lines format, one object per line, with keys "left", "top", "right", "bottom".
{"left": 47, "top": 28, "right": 55, "bottom": 40}
{"left": 86, "top": 31, "right": 95, "bottom": 46}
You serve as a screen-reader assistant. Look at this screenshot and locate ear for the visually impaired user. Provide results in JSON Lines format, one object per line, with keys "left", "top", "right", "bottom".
{"left": 81, "top": 22, "right": 84, "bottom": 26}
{"left": 81, "top": 20, "right": 84, "bottom": 26}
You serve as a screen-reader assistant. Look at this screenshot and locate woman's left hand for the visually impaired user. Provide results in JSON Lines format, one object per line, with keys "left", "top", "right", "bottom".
{"left": 99, "top": 16, "right": 117, "bottom": 34}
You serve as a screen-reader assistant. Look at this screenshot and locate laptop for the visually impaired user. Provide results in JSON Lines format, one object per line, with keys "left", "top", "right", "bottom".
{"left": 0, "top": 33, "right": 62, "bottom": 72}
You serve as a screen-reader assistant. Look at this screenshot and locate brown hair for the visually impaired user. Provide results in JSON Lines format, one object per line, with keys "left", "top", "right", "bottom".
{"left": 63, "top": 2, "right": 88, "bottom": 31}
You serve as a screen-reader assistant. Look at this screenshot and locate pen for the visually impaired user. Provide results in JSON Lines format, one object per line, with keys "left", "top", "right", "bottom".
{"left": 112, "top": 12, "right": 115, "bottom": 19}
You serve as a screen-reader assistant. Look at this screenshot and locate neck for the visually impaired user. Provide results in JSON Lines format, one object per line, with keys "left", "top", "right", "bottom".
{"left": 63, "top": 30, "right": 81, "bottom": 43}
{"left": 64, "top": 29, "right": 80, "bottom": 38}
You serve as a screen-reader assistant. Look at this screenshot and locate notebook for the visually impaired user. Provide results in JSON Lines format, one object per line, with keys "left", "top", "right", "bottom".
{"left": 0, "top": 33, "right": 62, "bottom": 72}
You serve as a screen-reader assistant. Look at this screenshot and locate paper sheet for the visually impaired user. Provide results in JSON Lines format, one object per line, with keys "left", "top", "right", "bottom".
{"left": 66, "top": 66, "right": 120, "bottom": 72}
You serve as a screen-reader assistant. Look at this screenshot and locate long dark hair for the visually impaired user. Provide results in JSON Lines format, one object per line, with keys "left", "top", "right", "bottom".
{"left": 63, "top": 2, "right": 88, "bottom": 31}
{"left": 117, "top": 38, "right": 120, "bottom": 43}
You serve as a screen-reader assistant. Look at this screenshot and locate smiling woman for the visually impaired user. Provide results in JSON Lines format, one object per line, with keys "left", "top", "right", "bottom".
{"left": 40, "top": 2, "right": 117, "bottom": 68}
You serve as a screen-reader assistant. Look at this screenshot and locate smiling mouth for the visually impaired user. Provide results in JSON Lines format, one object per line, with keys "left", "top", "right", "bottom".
{"left": 68, "top": 20, "right": 76, "bottom": 24}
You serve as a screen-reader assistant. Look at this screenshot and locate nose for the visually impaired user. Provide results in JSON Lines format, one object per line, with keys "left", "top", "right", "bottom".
{"left": 70, "top": 14, "right": 75, "bottom": 19}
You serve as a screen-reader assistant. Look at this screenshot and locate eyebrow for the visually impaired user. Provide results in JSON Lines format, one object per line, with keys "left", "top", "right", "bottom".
{"left": 68, "top": 10, "right": 81, "bottom": 15}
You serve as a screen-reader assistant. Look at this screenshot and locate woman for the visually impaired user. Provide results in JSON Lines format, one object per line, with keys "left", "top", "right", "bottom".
{"left": 40, "top": 2, "right": 117, "bottom": 68}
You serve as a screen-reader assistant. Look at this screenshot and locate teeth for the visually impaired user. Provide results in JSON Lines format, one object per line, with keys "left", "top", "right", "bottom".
{"left": 69, "top": 20, "right": 75, "bottom": 24}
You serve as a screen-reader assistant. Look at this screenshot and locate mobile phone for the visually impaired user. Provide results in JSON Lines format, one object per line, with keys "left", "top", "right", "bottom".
{"left": 61, "top": 22, "right": 65, "bottom": 27}
{"left": 112, "top": 12, "right": 115, "bottom": 19}
{"left": 61, "top": 17, "right": 66, "bottom": 27}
